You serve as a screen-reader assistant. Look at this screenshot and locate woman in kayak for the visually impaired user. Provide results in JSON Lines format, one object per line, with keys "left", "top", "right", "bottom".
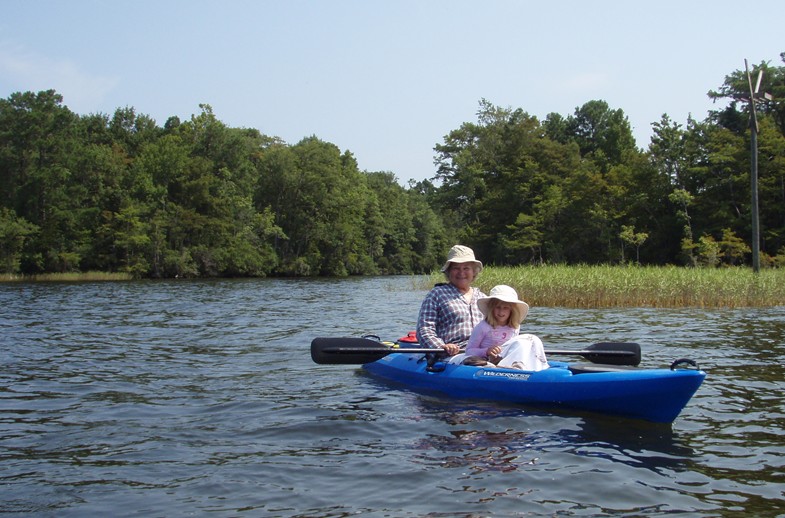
{"left": 416, "top": 245, "right": 486, "bottom": 356}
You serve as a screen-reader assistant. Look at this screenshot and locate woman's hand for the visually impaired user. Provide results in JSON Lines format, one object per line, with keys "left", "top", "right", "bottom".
{"left": 442, "top": 343, "right": 461, "bottom": 356}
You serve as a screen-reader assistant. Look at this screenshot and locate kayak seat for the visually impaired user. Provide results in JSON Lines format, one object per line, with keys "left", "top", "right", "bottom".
{"left": 568, "top": 363, "right": 640, "bottom": 374}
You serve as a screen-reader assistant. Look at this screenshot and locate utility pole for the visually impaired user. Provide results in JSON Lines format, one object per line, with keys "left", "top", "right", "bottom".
{"left": 744, "top": 59, "right": 772, "bottom": 273}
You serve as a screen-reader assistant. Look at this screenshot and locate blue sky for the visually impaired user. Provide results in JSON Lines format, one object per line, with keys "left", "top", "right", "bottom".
{"left": 2, "top": 1, "right": 783, "bottom": 184}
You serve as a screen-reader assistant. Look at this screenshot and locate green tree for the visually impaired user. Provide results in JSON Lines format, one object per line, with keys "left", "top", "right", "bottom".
{"left": 502, "top": 211, "right": 544, "bottom": 264}
{"left": 407, "top": 189, "right": 449, "bottom": 273}
{"left": 645, "top": 115, "right": 693, "bottom": 262}
{"left": 718, "top": 227, "right": 751, "bottom": 266}
{"left": 109, "top": 106, "right": 161, "bottom": 157}
{"left": 565, "top": 100, "right": 638, "bottom": 172}
{"left": 365, "top": 172, "right": 414, "bottom": 274}
{"left": 669, "top": 188, "right": 696, "bottom": 266}
{"left": 111, "top": 201, "right": 152, "bottom": 276}
{"left": 755, "top": 117, "right": 785, "bottom": 257}
{"left": 620, "top": 225, "right": 648, "bottom": 265}
{"left": 256, "top": 137, "right": 373, "bottom": 276}
{"left": 433, "top": 100, "right": 582, "bottom": 265}
{"left": 0, "top": 90, "right": 87, "bottom": 272}
{"left": 649, "top": 114, "right": 687, "bottom": 186}
{"left": 697, "top": 234, "right": 720, "bottom": 267}
{"left": 0, "top": 208, "right": 38, "bottom": 273}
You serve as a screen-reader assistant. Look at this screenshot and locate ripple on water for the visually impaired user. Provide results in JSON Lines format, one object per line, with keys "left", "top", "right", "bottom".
{"left": 1, "top": 280, "right": 784, "bottom": 516}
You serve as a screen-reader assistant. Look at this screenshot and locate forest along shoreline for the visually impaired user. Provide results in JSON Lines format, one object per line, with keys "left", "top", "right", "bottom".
{"left": 3, "top": 59, "right": 785, "bottom": 282}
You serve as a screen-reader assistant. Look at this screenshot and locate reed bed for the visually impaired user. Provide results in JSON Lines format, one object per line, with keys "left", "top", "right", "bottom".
{"left": 4, "top": 267, "right": 783, "bottom": 307}
{"left": 0, "top": 271, "right": 133, "bottom": 282}
{"left": 425, "top": 265, "right": 785, "bottom": 308}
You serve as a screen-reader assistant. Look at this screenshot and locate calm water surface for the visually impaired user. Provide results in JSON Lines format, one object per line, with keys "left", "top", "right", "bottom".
{"left": 1, "top": 277, "right": 784, "bottom": 516}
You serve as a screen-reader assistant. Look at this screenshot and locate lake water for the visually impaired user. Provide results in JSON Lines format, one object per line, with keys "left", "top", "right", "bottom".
{"left": 1, "top": 277, "right": 784, "bottom": 516}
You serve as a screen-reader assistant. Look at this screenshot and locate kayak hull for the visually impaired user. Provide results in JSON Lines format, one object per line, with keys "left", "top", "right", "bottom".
{"left": 362, "top": 353, "right": 705, "bottom": 423}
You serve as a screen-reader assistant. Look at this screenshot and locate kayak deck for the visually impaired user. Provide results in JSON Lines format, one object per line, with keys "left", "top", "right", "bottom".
{"left": 362, "top": 353, "right": 706, "bottom": 423}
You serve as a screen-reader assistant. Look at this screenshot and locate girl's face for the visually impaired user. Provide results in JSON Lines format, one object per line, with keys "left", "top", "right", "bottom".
{"left": 447, "top": 263, "right": 477, "bottom": 292}
{"left": 493, "top": 303, "right": 512, "bottom": 325}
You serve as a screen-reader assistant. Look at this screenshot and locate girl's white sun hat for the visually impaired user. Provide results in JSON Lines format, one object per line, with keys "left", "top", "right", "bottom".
{"left": 477, "top": 284, "right": 529, "bottom": 324}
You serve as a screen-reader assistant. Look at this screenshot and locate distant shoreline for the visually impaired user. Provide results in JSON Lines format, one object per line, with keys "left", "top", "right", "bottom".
{"left": 0, "top": 272, "right": 134, "bottom": 283}
{"left": 4, "top": 266, "right": 783, "bottom": 308}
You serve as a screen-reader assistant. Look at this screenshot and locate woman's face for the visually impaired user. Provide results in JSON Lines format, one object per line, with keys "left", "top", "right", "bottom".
{"left": 447, "top": 263, "right": 476, "bottom": 292}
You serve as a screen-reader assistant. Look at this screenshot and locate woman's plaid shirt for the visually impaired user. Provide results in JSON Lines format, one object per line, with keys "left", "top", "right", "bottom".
{"left": 416, "top": 283, "right": 485, "bottom": 349}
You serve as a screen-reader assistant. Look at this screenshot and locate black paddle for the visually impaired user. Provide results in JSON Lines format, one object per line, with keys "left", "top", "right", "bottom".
{"left": 311, "top": 337, "right": 641, "bottom": 366}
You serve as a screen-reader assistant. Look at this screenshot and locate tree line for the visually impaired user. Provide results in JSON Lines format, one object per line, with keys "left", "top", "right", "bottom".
{"left": 0, "top": 96, "right": 449, "bottom": 277}
{"left": 1, "top": 55, "right": 784, "bottom": 277}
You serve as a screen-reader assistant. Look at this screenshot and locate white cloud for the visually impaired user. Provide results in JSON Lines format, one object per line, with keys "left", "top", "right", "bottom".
{"left": 0, "top": 42, "right": 119, "bottom": 113}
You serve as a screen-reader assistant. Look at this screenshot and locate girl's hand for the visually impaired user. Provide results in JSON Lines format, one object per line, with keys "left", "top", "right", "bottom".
{"left": 488, "top": 346, "right": 502, "bottom": 363}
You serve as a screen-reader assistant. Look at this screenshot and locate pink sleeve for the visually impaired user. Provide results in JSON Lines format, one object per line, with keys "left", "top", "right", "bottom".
{"left": 465, "top": 321, "right": 489, "bottom": 357}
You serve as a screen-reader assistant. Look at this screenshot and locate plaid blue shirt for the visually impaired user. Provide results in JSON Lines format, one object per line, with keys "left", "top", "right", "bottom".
{"left": 416, "top": 283, "right": 485, "bottom": 349}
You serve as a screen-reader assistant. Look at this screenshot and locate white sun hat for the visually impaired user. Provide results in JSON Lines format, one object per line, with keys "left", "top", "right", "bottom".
{"left": 477, "top": 285, "right": 530, "bottom": 325}
{"left": 440, "top": 245, "right": 483, "bottom": 273}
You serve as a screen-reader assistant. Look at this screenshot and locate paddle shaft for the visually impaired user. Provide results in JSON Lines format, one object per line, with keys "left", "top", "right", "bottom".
{"left": 320, "top": 346, "right": 636, "bottom": 357}
{"left": 311, "top": 337, "right": 641, "bottom": 366}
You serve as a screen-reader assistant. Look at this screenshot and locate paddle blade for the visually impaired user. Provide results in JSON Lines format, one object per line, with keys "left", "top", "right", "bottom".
{"left": 584, "top": 342, "right": 641, "bottom": 366}
{"left": 311, "top": 337, "right": 392, "bottom": 364}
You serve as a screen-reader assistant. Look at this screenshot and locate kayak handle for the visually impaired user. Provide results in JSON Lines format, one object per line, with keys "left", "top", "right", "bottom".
{"left": 670, "top": 358, "right": 699, "bottom": 370}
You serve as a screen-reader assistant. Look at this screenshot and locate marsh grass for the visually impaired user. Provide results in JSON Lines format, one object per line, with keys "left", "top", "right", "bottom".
{"left": 425, "top": 265, "right": 785, "bottom": 308}
{"left": 0, "top": 271, "right": 133, "bottom": 283}
{"left": 3, "top": 268, "right": 782, "bottom": 307}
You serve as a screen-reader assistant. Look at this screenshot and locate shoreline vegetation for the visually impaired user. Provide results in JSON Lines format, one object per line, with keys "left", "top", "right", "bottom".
{"left": 425, "top": 265, "right": 785, "bottom": 308}
{"left": 3, "top": 266, "right": 784, "bottom": 308}
{"left": 4, "top": 78, "right": 785, "bottom": 280}
{"left": 0, "top": 272, "right": 133, "bottom": 283}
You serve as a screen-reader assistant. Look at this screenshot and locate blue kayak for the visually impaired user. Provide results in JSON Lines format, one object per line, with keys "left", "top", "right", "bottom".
{"left": 362, "top": 353, "right": 705, "bottom": 423}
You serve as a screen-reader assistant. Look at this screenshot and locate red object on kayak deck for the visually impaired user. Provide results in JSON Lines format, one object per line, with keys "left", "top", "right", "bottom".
{"left": 398, "top": 331, "right": 418, "bottom": 343}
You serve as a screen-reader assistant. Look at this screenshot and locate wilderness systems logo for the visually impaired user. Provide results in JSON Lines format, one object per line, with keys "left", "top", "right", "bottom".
{"left": 479, "top": 370, "right": 530, "bottom": 380}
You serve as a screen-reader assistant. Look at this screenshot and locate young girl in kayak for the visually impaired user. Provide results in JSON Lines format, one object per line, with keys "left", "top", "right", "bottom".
{"left": 462, "top": 285, "right": 549, "bottom": 371}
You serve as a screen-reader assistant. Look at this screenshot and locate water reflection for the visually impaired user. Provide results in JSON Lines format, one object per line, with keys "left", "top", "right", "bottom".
{"left": 403, "top": 395, "right": 696, "bottom": 478}
{"left": 415, "top": 429, "right": 534, "bottom": 474}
